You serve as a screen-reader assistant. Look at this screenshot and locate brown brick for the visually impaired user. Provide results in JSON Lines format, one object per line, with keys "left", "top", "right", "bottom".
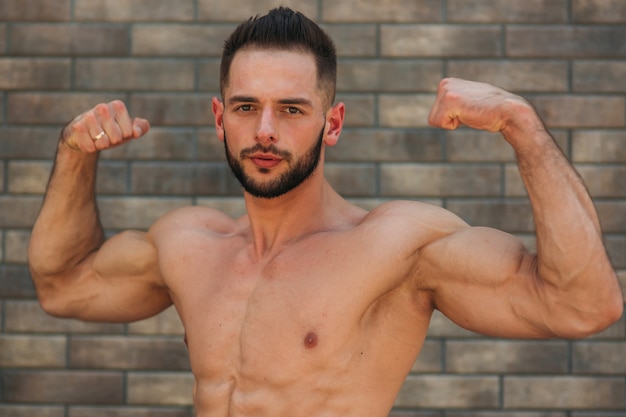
{"left": 97, "top": 197, "right": 191, "bottom": 229}
{"left": 7, "top": 160, "right": 53, "bottom": 194}
{"left": 127, "top": 372, "right": 194, "bottom": 405}
{"left": 74, "top": 0, "right": 195, "bottom": 22}
{"left": 447, "top": 200, "right": 534, "bottom": 232}
{"left": 128, "top": 306, "right": 184, "bottom": 335}
{"left": 7, "top": 93, "right": 122, "bottom": 125}
{"left": 507, "top": 26, "right": 626, "bottom": 58}
{"left": 132, "top": 25, "right": 233, "bottom": 57}
{"left": 573, "top": 0, "right": 626, "bottom": 23}
{"left": 381, "top": 25, "right": 502, "bottom": 57}
{"left": 619, "top": 270, "right": 626, "bottom": 303}
{"left": 572, "top": 130, "right": 626, "bottom": 162}
{"left": 503, "top": 376, "right": 625, "bottom": 409}
{"left": 10, "top": 24, "right": 129, "bottom": 56}
{"left": 70, "top": 336, "right": 189, "bottom": 370}
{"left": 604, "top": 236, "right": 626, "bottom": 269}
{"left": 4, "top": 300, "right": 124, "bottom": 334}
{"left": 97, "top": 161, "right": 129, "bottom": 194}
{"left": 380, "top": 163, "right": 501, "bottom": 197}
{"left": 0, "top": 265, "right": 36, "bottom": 300}
{"left": 335, "top": 94, "right": 376, "bottom": 127}
{"left": 0, "top": 58, "right": 71, "bottom": 90}
{"left": 3, "top": 370, "right": 124, "bottom": 403}
{"left": 447, "top": 0, "right": 568, "bottom": 23}
{"left": 0, "top": 127, "right": 60, "bottom": 159}
{"left": 596, "top": 201, "right": 626, "bottom": 233}
{"left": 0, "top": 406, "right": 65, "bottom": 417}
{"left": 5, "top": 230, "right": 30, "bottom": 263}
{"left": 447, "top": 60, "right": 569, "bottom": 93}
{"left": 447, "top": 130, "right": 515, "bottom": 162}
{"left": 198, "top": 0, "right": 316, "bottom": 22}
{"left": 197, "top": 128, "right": 227, "bottom": 162}
{"left": 573, "top": 61, "right": 626, "bottom": 93}
{"left": 0, "top": 195, "right": 41, "bottom": 228}
{"left": 328, "top": 128, "right": 442, "bottom": 163}
{"left": 338, "top": 59, "right": 442, "bottom": 93}
{"left": 0, "top": 0, "right": 71, "bottom": 21}
{"left": 325, "top": 163, "right": 377, "bottom": 196}
{"left": 379, "top": 94, "right": 435, "bottom": 128}
{"left": 196, "top": 197, "right": 247, "bottom": 217}
{"left": 572, "top": 341, "right": 626, "bottom": 374}
{"left": 389, "top": 412, "right": 440, "bottom": 417}
{"left": 321, "top": 24, "right": 378, "bottom": 57}
{"left": 130, "top": 93, "right": 213, "bottom": 126}
{"left": 446, "top": 340, "right": 569, "bottom": 373}
{"left": 322, "top": 0, "right": 442, "bottom": 23}
{"left": 574, "top": 164, "right": 626, "bottom": 198}
{"left": 396, "top": 375, "right": 499, "bottom": 408}
{"left": 529, "top": 95, "right": 625, "bottom": 128}
{"left": 69, "top": 407, "right": 191, "bottom": 417}
{"left": 130, "top": 162, "right": 233, "bottom": 195}
{"left": 197, "top": 59, "right": 221, "bottom": 91}
{"left": 445, "top": 413, "right": 566, "bottom": 417}
{"left": 75, "top": 59, "right": 195, "bottom": 91}
{"left": 0, "top": 335, "right": 66, "bottom": 368}
{"left": 102, "top": 128, "right": 198, "bottom": 161}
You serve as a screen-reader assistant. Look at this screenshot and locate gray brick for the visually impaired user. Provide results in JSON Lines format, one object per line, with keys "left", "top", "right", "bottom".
{"left": 338, "top": 59, "right": 442, "bottom": 93}
{"left": 0, "top": 24, "right": 6, "bottom": 54}
{"left": 379, "top": 94, "right": 435, "bottom": 128}
{"left": 69, "top": 407, "right": 191, "bottom": 417}
{"left": 447, "top": 60, "right": 569, "bottom": 93}
{"left": 446, "top": 130, "right": 515, "bottom": 162}
{"left": 5, "top": 230, "right": 30, "bottom": 263}
{"left": 4, "top": 300, "right": 124, "bottom": 334}
{"left": 0, "top": 196, "right": 42, "bottom": 228}
{"left": 0, "top": 406, "right": 65, "bottom": 417}
{"left": 7, "top": 160, "right": 53, "bottom": 194}
{"left": 198, "top": 0, "right": 317, "bottom": 22}
{"left": 447, "top": 0, "right": 568, "bottom": 23}
{"left": 97, "top": 197, "right": 191, "bottom": 229}
{"left": 0, "top": 127, "right": 60, "bottom": 159}
{"left": 322, "top": 24, "right": 378, "bottom": 57}
{"left": 388, "top": 411, "right": 441, "bottom": 417}
{"left": 0, "top": 0, "right": 71, "bottom": 21}
{"left": 381, "top": 25, "right": 502, "bottom": 58}
{"left": 324, "top": 162, "right": 377, "bottom": 196}
{"left": 127, "top": 372, "right": 194, "bottom": 405}
{"left": 0, "top": 335, "right": 66, "bottom": 368}
{"left": 328, "top": 128, "right": 442, "bottom": 163}
{"left": 572, "top": 341, "right": 626, "bottom": 374}
{"left": 446, "top": 340, "right": 569, "bottom": 374}
{"left": 595, "top": 201, "right": 626, "bottom": 233}
{"left": 3, "top": 370, "right": 124, "bottom": 403}
{"left": 574, "top": 164, "right": 626, "bottom": 198}
{"left": 380, "top": 163, "right": 501, "bottom": 197}
{"left": 130, "top": 162, "right": 234, "bottom": 195}
{"left": 335, "top": 93, "right": 376, "bottom": 127}
{"left": 573, "top": 0, "right": 626, "bottom": 23}
{"left": 195, "top": 197, "right": 247, "bottom": 218}
{"left": 197, "top": 59, "right": 221, "bottom": 91}
{"left": 130, "top": 93, "right": 213, "bottom": 126}
{"left": 322, "top": 0, "right": 442, "bottom": 23}
{"left": 447, "top": 199, "right": 534, "bottom": 232}
{"left": 572, "top": 130, "right": 626, "bottom": 162}
{"left": 411, "top": 339, "right": 443, "bottom": 373}
{"left": 0, "top": 58, "right": 71, "bottom": 90}
{"left": 396, "top": 375, "right": 499, "bottom": 408}
{"left": 604, "top": 236, "right": 626, "bottom": 269}
{"left": 197, "top": 128, "right": 227, "bottom": 161}
{"left": 503, "top": 376, "right": 625, "bottom": 409}
{"left": 70, "top": 336, "right": 189, "bottom": 370}
{"left": 7, "top": 93, "right": 122, "bottom": 125}
{"left": 74, "top": 0, "right": 195, "bottom": 22}
{"left": 528, "top": 95, "right": 625, "bottom": 128}
{"left": 507, "top": 26, "right": 626, "bottom": 58}
{"left": 75, "top": 59, "right": 195, "bottom": 91}
{"left": 573, "top": 60, "right": 626, "bottom": 93}
{"left": 10, "top": 24, "right": 129, "bottom": 56}
{"left": 132, "top": 25, "right": 233, "bottom": 57}
{"left": 97, "top": 161, "right": 129, "bottom": 194}
{"left": 102, "top": 128, "right": 198, "bottom": 161}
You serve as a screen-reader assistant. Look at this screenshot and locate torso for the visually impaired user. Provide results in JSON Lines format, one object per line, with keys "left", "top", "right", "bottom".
{"left": 152, "top": 200, "right": 449, "bottom": 417}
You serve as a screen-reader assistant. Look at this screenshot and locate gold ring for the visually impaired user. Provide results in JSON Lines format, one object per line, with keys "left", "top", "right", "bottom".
{"left": 93, "top": 131, "right": 107, "bottom": 142}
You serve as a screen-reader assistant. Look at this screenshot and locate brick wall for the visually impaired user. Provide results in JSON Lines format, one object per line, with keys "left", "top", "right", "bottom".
{"left": 1, "top": 0, "right": 625, "bottom": 416}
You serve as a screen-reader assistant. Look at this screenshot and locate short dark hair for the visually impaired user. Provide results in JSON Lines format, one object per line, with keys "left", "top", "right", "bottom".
{"left": 220, "top": 7, "right": 337, "bottom": 108}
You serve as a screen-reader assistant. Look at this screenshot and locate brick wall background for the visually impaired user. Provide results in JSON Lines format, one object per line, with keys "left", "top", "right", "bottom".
{"left": 1, "top": 0, "right": 625, "bottom": 416}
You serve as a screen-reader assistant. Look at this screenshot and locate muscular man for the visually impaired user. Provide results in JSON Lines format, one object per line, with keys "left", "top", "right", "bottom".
{"left": 28, "top": 7, "right": 623, "bottom": 417}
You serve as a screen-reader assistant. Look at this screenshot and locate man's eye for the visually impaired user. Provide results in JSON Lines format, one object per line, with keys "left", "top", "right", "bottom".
{"left": 285, "top": 107, "right": 301, "bottom": 115}
{"left": 237, "top": 105, "right": 253, "bottom": 112}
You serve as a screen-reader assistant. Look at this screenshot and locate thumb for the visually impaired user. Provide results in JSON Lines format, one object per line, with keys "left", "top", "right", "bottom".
{"left": 132, "top": 117, "right": 150, "bottom": 138}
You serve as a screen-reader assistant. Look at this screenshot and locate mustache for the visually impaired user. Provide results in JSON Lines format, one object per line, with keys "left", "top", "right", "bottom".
{"left": 240, "top": 143, "right": 291, "bottom": 159}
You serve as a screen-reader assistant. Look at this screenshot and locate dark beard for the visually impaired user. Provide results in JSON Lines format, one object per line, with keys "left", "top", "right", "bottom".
{"left": 224, "top": 126, "right": 325, "bottom": 199}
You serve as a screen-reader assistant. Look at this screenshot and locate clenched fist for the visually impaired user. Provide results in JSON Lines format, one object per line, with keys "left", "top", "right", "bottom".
{"left": 61, "top": 100, "right": 150, "bottom": 153}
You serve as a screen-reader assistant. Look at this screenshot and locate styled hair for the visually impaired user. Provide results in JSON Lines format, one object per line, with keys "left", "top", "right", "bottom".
{"left": 220, "top": 7, "right": 337, "bottom": 108}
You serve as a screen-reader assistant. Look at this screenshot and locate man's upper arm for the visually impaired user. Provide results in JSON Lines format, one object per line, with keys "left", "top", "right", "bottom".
{"left": 38, "top": 229, "right": 172, "bottom": 323}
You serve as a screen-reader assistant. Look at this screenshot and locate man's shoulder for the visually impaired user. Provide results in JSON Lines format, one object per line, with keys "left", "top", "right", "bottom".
{"left": 149, "top": 205, "right": 240, "bottom": 238}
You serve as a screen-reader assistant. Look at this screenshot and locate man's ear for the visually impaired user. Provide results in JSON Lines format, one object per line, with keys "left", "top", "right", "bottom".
{"left": 324, "top": 102, "right": 345, "bottom": 147}
{"left": 212, "top": 96, "right": 225, "bottom": 141}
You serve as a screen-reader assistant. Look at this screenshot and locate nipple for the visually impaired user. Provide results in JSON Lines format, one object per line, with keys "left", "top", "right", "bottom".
{"left": 304, "top": 331, "right": 318, "bottom": 349}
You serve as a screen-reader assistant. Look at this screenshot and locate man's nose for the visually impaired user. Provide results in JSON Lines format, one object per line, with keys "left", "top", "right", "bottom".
{"left": 255, "top": 108, "right": 277, "bottom": 144}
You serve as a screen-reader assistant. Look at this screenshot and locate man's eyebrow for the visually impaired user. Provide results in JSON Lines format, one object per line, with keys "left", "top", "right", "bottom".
{"left": 277, "top": 98, "right": 314, "bottom": 107}
{"left": 227, "top": 95, "right": 259, "bottom": 105}
{"left": 226, "top": 96, "right": 314, "bottom": 107}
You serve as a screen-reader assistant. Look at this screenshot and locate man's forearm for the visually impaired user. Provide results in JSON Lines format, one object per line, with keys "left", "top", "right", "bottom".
{"left": 28, "top": 139, "right": 104, "bottom": 278}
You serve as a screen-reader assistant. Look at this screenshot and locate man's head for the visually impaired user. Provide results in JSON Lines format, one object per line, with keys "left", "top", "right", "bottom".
{"left": 220, "top": 7, "right": 337, "bottom": 110}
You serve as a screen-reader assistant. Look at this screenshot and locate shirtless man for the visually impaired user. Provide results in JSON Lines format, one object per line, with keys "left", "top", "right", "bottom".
{"left": 28, "top": 7, "right": 623, "bottom": 417}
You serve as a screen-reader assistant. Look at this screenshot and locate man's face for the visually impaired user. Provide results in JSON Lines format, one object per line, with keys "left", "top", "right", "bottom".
{"left": 214, "top": 48, "right": 330, "bottom": 199}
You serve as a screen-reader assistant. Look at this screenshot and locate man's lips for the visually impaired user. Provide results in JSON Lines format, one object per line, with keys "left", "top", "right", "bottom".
{"left": 249, "top": 152, "right": 282, "bottom": 169}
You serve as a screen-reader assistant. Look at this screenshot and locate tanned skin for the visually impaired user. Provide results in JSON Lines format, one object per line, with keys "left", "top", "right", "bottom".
{"left": 29, "top": 48, "right": 623, "bottom": 416}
